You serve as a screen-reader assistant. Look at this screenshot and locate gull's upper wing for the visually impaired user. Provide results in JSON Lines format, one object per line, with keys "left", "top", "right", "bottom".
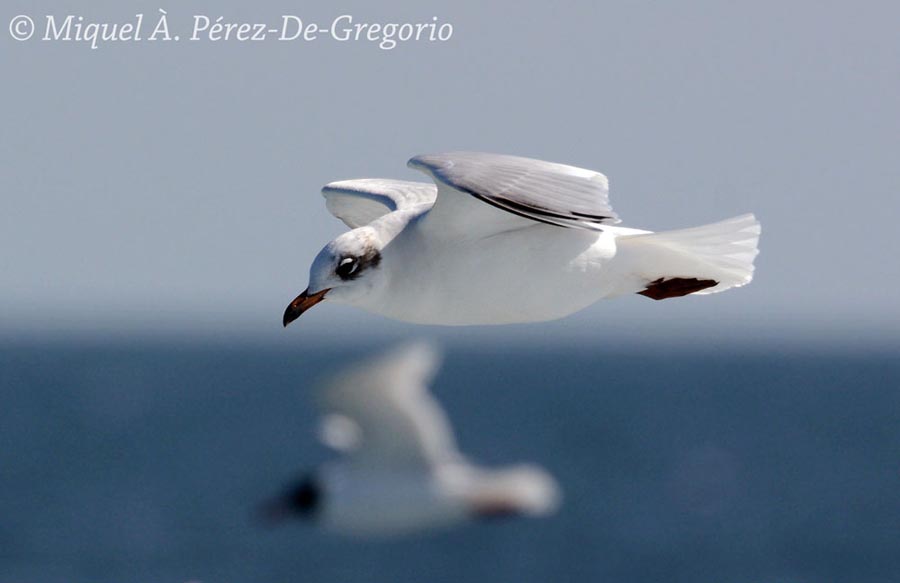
{"left": 317, "top": 342, "right": 461, "bottom": 471}
{"left": 408, "top": 152, "right": 620, "bottom": 236}
{"left": 322, "top": 179, "right": 437, "bottom": 229}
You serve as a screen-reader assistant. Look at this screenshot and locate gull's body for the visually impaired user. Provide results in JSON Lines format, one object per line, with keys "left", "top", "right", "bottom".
{"left": 283, "top": 152, "right": 760, "bottom": 326}
{"left": 371, "top": 212, "right": 637, "bottom": 324}
{"left": 262, "top": 343, "right": 559, "bottom": 536}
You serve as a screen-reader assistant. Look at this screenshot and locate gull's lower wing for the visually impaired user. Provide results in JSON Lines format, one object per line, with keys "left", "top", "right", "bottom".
{"left": 317, "top": 342, "right": 461, "bottom": 471}
{"left": 408, "top": 152, "right": 620, "bottom": 237}
{"left": 322, "top": 179, "right": 437, "bottom": 229}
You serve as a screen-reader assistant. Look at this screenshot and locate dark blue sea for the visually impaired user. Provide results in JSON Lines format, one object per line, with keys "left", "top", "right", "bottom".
{"left": 1, "top": 338, "right": 898, "bottom": 583}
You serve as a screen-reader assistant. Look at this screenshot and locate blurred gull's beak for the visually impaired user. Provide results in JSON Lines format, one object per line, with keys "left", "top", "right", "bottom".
{"left": 283, "top": 288, "right": 329, "bottom": 327}
{"left": 256, "top": 495, "right": 293, "bottom": 527}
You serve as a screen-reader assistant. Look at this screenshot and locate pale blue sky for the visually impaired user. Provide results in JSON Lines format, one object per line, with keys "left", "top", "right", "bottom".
{"left": 2, "top": 0, "right": 898, "bottom": 342}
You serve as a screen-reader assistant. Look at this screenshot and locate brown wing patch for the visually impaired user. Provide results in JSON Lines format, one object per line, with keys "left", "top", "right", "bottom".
{"left": 637, "top": 277, "right": 718, "bottom": 300}
{"left": 469, "top": 498, "right": 522, "bottom": 521}
{"left": 469, "top": 494, "right": 522, "bottom": 520}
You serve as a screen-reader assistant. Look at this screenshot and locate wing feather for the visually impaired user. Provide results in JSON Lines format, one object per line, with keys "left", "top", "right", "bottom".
{"left": 322, "top": 179, "right": 436, "bottom": 229}
{"left": 318, "top": 342, "right": 460, "bottom": 470}
{"left": 408, "top": 152, "right": 619, "bottom": 235}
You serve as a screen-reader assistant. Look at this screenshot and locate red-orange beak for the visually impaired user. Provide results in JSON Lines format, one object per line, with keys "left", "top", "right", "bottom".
{"left": 283, "top": 288, "right": 330, "bottom": 327}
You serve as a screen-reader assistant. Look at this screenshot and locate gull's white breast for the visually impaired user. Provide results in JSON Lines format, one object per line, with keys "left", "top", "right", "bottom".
{"left": 318, "top": 463, "right": 469, "bottom": 536}
{"left": 373, "top": 222, "right": 621, "bottom": 325}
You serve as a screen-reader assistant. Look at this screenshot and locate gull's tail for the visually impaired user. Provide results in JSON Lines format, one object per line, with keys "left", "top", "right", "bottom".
{"left": 467, "top": 464, "right": 561, "bottom": 520}
{"left": 614, "top": 214, "right": 761, "bottom": 300}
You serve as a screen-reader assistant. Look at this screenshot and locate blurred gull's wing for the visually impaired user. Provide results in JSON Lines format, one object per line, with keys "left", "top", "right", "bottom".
{"left": 408, "top": 152, "right": 619, "bottom": 237}
{"left": 321, "top": 179, "right": 437, "bottom": 229}
{"left": 318, "top": 342, "right": 461, "bottom": 470}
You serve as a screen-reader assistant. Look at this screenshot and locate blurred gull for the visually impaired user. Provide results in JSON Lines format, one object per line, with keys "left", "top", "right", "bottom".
{"left": 261, "top": 342, "right": 560, "bottom": 536}
{"left": 283, "top": 151, "right": 760, "bottom": 326}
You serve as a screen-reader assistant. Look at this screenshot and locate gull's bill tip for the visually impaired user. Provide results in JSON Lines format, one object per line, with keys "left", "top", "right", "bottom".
{"left": 256, "top": 496, "right": 291, "bottom": 527}
{"left": 283, "top": 288, "right": 329, "bottom": 327}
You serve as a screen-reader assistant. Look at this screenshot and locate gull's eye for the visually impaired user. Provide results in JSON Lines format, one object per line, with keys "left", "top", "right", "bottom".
{"left": 336, "top": 256, "right": 359, "bottom": 280}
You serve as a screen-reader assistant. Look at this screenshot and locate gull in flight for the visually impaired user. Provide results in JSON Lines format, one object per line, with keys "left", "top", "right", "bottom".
{"left": 260, "top": 342, "right": 560, "bottom": 536}
{"left": 283, "top": 152, "right": 760, "bottom": 326}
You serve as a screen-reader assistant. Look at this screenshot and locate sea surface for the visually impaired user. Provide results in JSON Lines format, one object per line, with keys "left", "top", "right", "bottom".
{"left": 1, "top": 338, "right": 898, "bottom": 583}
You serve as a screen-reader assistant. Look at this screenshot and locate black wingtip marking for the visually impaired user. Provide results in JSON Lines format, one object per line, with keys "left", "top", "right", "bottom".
{"left": 452, "top": 185, "right": 609, "bottom": 230}
{"left": 496, "top": 197, "right": 610, "bottom": 224}
{"left": 570, "top": 210, "right": 614, "bottom": 222}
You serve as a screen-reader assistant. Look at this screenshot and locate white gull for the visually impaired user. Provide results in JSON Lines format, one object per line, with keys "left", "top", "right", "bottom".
{"left": 283, "top": 152, "right": 760, "bottom": 326}
{"left": 261, "top": 342, "right": 560, "bottom": 536}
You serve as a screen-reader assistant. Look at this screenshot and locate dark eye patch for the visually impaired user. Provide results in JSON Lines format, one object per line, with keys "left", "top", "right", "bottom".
{"left": 336, "top": 257, "right": 358, "bottom": 280}
{"left": 335, "top": 248, "right": 381, "bottom": 281}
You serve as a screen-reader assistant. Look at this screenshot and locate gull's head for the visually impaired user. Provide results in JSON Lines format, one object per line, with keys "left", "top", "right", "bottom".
{"left": 258, "top": 472, "right": 321, "bottom": 525}
{"left": 283, "top": 228, "right": 385, "bottom": 327}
